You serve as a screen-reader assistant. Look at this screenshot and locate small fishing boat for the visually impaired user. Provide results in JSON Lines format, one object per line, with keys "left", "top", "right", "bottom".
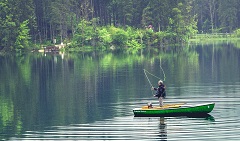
{"left": 133, "top": 103, "right": 215, "bottom": 117}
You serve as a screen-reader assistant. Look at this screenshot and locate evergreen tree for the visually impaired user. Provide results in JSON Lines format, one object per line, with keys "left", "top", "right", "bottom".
{"left": 168, "top": 1, "right": 197, "bottom": 42}
{"left": 218, "top": 0, "right": 238, "bottom": 32}
{"left": 0, "top": 0, "right": 17, "bottom": 50}
{"left": 141, "top": 2, "right": 154, "bottom": 28}
{"left": 2, "top": 0, "right": 240, "bottom": 51}
{"left": 0, "top": 0, "right": 35, "bottom": 50}
{"left": 15, "top": 20, "right": 31, "bottom": 50}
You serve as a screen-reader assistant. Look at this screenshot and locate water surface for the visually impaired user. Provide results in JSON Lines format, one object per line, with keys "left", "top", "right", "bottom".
{"left": 0, "top": 44, "right": 240, "bottom": 140}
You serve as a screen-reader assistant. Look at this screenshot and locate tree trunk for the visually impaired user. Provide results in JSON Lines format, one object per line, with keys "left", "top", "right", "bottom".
{"left": 208, "top": 0, "right": 216, "bottom": 33}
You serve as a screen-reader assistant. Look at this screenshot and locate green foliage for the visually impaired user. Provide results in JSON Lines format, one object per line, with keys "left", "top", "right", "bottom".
{"left": 202, "top": 19, "right": 212, "bottom": 33}
{"left": 218, "top": 0, "right": 238, "bottom": 32}
{"left": 0, "top": 1, "right": 16, "bottom": 50}
{"left": 126, "top": 39, "right": 143, "bottom": 53}
{"left": 15, "top": 20, "right": 31, "bottom": 51}
{"left": 4, "top": 0, "right": 240, "bottom": 52}
{"left": 71, "top": 19, "right": 95, "bottom": 47}
{"left": 71, "top": 23, "right": 145, "bottom": 52}
{"left": 166, "top": 2, "right": 198, "bottom": 43}
{"left": 0, "top": 0, "right": 35, "bottom": 51}
{"left": 111, "top": 28, "right": 128, "bottom": 47}
{"left": 233, "top": 29, "right": 240, "bottom": 37}
{"left": 70, "top": 17, "right": 198, "bottom": 52}
{"left": 141, "top": 3, "right": 153, "bottom": 27}
{"left": 152, "top": 31, "right": 167, "bottom": 46}
{"left": 98, "top": 27, "right": 112, "bottom": 46}
{"left": 0, "top": 15, "right": 17, "bottom": 50}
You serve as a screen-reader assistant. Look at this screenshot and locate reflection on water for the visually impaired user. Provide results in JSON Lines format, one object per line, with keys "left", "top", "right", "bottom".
{"left": 159, "top": 117, "right": 167, "bottom": 141}
{"left": 204, "top": 114, "right": 215, "bottom": 122}
{"left": 12, "top": 113, "right": 216, "bottom": 140}
{"left": 156, "top": 115, "right": 216, "bottom": 141}
{"left": 1, "top": 43, "right": 240, "bottom": 140}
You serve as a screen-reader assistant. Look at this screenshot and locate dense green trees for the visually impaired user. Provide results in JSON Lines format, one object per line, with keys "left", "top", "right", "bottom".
{"left": 15, "top": 20, "right": 31, "bottom": 51}
{"left": 1, "top": 0, "right": 240, "bottom": 51}
{"left": 0, "top": 0, "right": 35, "bottom": 51}
{"left": 193, "top": 0, "right": 240, "bottom": 33}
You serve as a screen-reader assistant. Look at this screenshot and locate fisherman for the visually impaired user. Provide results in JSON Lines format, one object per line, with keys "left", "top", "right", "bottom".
{"left": 152, "top": 80, "right": 166, "bottom": 107}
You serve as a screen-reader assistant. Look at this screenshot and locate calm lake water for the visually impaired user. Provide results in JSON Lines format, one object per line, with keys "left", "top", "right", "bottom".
{"left": 1, "top": 43, "right": 240, "bottom": 140}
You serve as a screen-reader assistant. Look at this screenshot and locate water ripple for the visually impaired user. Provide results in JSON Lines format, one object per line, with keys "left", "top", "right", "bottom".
{"left": 11, "top": 94, "right": 240, "bottom": 141}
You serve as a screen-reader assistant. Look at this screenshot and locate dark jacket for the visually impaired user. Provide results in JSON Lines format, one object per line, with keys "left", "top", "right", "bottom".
{"left": 154, "top": 84, "right": 166, "bottom": 98}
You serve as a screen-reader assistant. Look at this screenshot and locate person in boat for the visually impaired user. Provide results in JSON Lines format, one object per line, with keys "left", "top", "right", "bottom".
{"left": 152, "top": 80, "right": 166, "bottom": 107}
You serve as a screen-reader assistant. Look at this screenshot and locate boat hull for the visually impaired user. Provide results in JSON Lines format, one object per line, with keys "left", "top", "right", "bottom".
{"left": 133, "top": 103, "right": 215, "bottom": 117}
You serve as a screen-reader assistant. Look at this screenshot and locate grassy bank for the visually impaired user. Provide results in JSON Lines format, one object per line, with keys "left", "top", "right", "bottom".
{"left": 189, "top": 33, "right": 240, "bottom": 44}
{"left": 189, "top": 33, "right": 240, "bottom": 49}
{"left": 190, "top": 33, "right": 240, "bottom": 40}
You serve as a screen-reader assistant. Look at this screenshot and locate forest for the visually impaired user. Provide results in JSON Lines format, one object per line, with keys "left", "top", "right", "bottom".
{"left": 1, "top": 0, "right": 240, "bottom": 52}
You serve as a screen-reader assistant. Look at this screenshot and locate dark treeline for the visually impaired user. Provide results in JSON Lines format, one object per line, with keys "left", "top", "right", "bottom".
{"left": 1, "top": 0, "right": 240, "bottom": 51}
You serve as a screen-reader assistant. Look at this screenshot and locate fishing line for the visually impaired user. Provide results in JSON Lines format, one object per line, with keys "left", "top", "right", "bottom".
{"left": 159, "top": 58, "right": 166, "bottom": 81}
{"left": 160, "top": 65, "right": 166, "bottom": 81}
{"left": 143, "top": 69, "right": 153, "bottom": 87}
{"left": 143, "top": 69, "right": 162, "bottom": 80}
{"left": 143, "top": 61, "right": 166, "bottom": 95}
{"left": 143, "top": 69, "right": 155, "bottom": 96}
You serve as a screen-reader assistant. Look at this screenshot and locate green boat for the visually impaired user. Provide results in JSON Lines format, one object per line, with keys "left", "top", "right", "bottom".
{"left": 133, "top": 103, "right": 215, "bottom": 117}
